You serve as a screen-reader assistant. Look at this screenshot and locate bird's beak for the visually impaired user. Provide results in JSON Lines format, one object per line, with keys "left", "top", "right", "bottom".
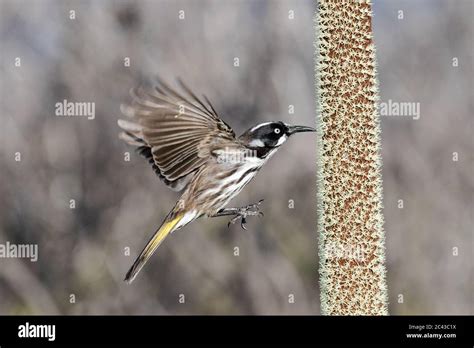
{"left": 287, "top": 125, "right": 316, "bottom": 135}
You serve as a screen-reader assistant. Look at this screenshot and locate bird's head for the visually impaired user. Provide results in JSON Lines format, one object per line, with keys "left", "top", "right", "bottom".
{"left": 240, "top": 121, "right": 315, "bottom": 149}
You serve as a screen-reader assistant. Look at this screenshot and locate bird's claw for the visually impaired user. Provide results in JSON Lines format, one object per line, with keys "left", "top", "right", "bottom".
{"left": 241, "top": 217, "right": 247, "bottom": 230}
{"left": 227, "top": 199, "right": 265, "bottom": 230}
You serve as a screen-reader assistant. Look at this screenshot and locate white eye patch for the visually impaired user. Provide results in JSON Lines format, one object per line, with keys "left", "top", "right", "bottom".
{"left": 274, "top": 128, "right": 281, "bottom": 134}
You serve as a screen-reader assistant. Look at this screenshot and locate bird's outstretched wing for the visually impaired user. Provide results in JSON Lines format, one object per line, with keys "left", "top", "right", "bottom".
{"left": 118, "top": 78, "right": 237, "bottom": 191}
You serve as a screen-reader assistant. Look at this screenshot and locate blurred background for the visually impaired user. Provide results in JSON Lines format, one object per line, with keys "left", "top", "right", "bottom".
{"left": 0, "top": 0, "right": 471, "bottom": 314}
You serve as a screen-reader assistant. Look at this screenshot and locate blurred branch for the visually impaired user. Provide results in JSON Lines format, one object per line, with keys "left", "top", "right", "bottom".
{"left": 1, "top": 260, "right": 59, "bottom": 314}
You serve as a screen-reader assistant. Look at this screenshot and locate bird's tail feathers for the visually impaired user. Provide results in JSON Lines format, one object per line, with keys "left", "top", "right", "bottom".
{"left": 124, "top": 213, "right": 183, "bottom": 284}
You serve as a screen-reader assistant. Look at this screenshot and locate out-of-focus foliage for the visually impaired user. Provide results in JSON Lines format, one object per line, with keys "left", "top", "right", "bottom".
{"left": 0, "top": 0, "right": 471, "bottom": 314}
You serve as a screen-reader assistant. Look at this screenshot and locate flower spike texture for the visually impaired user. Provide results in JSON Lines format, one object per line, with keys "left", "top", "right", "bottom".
{"left": 316, "top": 0, "right": 389, "bottom": 315}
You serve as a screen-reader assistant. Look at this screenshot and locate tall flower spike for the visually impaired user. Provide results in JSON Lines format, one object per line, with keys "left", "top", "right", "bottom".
{"left": 316, "top": 0, "right": 388, "bottom": 315}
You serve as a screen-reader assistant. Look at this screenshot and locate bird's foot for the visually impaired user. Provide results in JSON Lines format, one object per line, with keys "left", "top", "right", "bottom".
{"left": 227, "top": 199, "right": 264, "bottom": 230}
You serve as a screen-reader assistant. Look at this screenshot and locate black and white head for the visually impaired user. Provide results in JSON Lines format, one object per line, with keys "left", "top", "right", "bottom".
{"left": 240, "top": 121, "right": 315, "bottom": 154}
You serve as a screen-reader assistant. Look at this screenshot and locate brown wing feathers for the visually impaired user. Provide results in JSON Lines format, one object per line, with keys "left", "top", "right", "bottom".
{"left": 118, "top": 79, "right": 236, "bottom": 191}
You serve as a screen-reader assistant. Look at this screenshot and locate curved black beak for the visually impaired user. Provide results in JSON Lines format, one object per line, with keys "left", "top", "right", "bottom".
{"left": 287, "top": 125, "right": 316, "bottom": 136}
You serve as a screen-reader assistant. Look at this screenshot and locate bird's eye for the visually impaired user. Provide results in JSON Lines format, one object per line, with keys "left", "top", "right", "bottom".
{"left": 274, "top": 128, "right": 281, "bottom": 134}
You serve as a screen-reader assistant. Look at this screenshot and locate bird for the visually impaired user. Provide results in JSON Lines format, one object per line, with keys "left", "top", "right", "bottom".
{"left": 118, "top": 78, "right": 315, "bottom": 283}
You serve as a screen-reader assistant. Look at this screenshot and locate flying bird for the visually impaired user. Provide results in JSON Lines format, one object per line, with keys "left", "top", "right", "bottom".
{"left": 118, "top": 78, "right": 315, "bottom": 283}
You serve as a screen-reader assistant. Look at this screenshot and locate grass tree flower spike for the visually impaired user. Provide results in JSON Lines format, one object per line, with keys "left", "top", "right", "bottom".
{"left": 316, "top": 0, "right": 389, "bottom": 315}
